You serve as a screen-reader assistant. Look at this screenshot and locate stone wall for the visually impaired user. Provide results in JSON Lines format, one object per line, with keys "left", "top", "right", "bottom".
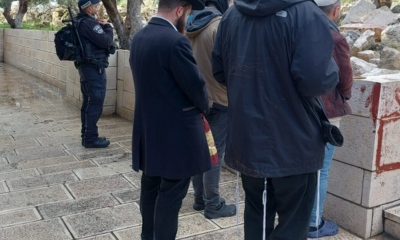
{"left": 0, "top": 29, "right": 4, "bottom": 62}
{"left": 324, "top": 75, "right": 400, "bottom": 238}
{"left": 116, "top": 50, "right": 134, "bottom": 121}
{"left": 2, "top": 29, "right": 119, "bottom": 115}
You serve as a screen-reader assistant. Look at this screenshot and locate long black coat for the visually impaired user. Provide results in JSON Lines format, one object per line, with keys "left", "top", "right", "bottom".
{"left": 212, "top": 0, "right": 339, "bottom": 178}
{"left": 129, "top": 17, "right": 211, "bottom": 179}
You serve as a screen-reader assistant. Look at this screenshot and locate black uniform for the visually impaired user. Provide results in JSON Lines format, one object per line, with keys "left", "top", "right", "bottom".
{"left": 76, "top": 13, "right": 113, "bottom": 145}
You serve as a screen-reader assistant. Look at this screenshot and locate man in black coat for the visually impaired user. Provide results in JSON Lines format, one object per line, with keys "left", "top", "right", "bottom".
{"left": 129, "top": 0, "right": 210, "bottom": 239}
{"left": 212, "top": 0, "right": 339, "bottom": 239}
{"left": 76, "top": 0, "right": 114, "bottom": 148}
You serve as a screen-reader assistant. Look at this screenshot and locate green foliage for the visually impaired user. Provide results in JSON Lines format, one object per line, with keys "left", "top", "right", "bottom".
{"left": 0, "top": 21, "right": 63, "bottom": 30}
{"left": 0, "top": 0, "right": 13, "bottom": 8}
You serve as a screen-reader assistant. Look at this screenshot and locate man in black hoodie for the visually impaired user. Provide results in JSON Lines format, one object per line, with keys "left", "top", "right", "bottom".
{"left": 185, "top": 0, "right": 236, "bottom": 220}
{"left": 212, "top": 0, "right": 339, "bottom": 239}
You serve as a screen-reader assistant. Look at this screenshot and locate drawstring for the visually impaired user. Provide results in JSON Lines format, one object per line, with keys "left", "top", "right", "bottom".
{"left": 236, "top": 171, "right": 240, "bottom": 236}
{"left": 262, "top": 178, "right": 267, "bottom": 240}
{"left": 316, "top": 170, "right": 321, "bottom": 239}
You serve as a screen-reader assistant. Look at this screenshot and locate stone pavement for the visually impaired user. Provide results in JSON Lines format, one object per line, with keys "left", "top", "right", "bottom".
{"left": 0, "top": 62, "right": 397, "bottom": 240}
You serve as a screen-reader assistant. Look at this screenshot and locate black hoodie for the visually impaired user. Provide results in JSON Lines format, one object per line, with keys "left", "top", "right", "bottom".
{"left": 212, "top": 0, "right": 339, "bottom": 178}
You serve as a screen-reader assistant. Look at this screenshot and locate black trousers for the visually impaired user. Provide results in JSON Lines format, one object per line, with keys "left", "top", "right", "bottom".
{"left": 140, "top": 173, "right": 191, "bottom": 240}
{"left": 79, "top": 64, "right": 106, "bottom": 144}
{"left": 241, "top": 172, "right": 317, "bottom": 240}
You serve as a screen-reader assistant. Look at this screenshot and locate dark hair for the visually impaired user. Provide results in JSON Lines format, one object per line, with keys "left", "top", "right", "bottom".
{"left": 319, "top": 0, "right": 340, "bottom": 14}
{"left": 158, "top": 0, "right": 189, "bottom": 11}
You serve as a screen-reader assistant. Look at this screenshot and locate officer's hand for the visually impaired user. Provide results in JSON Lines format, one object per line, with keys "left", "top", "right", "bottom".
{"left": 97, "top": 19, "right": 109, "bottom": 25}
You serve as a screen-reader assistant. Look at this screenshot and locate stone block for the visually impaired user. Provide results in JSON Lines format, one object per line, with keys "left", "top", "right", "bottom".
{"left": 210, "top": 203, "right": 245, "bottom": 228}
{"left": 117, "top": 52, "right": 124, "bottom": 80}
{"left": 123, "top": 50, "right": 130, "bottom": 67}
{"left": 327, "top": 161, "right": 364, "bottom": 204}
{"left": 64, "top": 143, "right": 121, "bottom": 155}
{"left": 0, "top": 219, "right": 72, "bottom": 240}
{"left": 104, "top": 89, "right": 116, "bottom": 106}
{"left": 176, "top": 214, "right": 219, "bottom": 239}
{"left": 0, "top": 169, "right": 38, "bottom": 181}
{"left": 324, "top": 193, "right": 372, "bottom": 238}
{"left": 0, "top": 208, "right": 41, "bottom": 228}
{"left": 112, "top": 188, "right": 140, "bottom": 204}
{"left": 62, "top": 203, "right": 141, "bottom": 238}
{"left": 106, "top": 67, "right": 117, "bottom": 89}
{"left": 80, "top": 234, "right": 116, "bottom": 240}
{"left": 109, "top": 53, "right": 117, "bottom": 67}
{"left": 362, "top": 169, "right": 400, "bottom": 207}
{"left": 102, "top": 105, "right": 115, "bottom": 115}
{"left": 0, "top": 138, "right": 39, "bottom": 151}
{"left": 38, "top": 161, "right": 97, "bottom": 175}
{"left": 75, "top": 148, "right": 128, "bottom": 161}
{"left": 41, "top": 31, "right": 49, "bottom": 41}
{"left": 0, "top": 185, "right": 72, "bottom": 212}
{"left": 74, "top": 161, "right": 132, "bottom": 180}
{"left": 38, "top": 194, "right": 119, "bottom": 219}
{"left": 385, "top": 205, "right": 400, "bottom": 223}
{"left": 7, "top": 172, "right": 78, "bottom": 191}
{"left": 0, "top": 163, "right": 20, "bottom": 173}
{"left": 67, "top": 175, "right": 134, "bottom": 198}
{"left": 334, "top": 115, "right": 377, "bottom": 171}
{"left": 180, "top": 226, "right": 244, "bottom": 240}
{"left": 18, "top": 156, "right": 78, "bottom": 169}
{"left": 351, "top": 57, "right": 377, "bottom": 75}
{"left": 8, "top": 149, "right": 68, "bottom": 164}
{"left": 371, "top": 199, "right": 400, "bottom": 236}
{"left": 0, "top": 182, "right": 8, "bottom": 193}
{"left": 384, "top": 219, "right": 400, "bottom": 239}
{"left": 122, "top": 91, "right": 135, "bottom": 111}
{"left": 48, "top": 31, "right": 56, "bottom": 42}
{"left": 123, "top": 171, "right": 142, "bottom": 188}
{"left": 123, "top": 67, "right": 134, "bottom": 93}
{"left": 93, "top": 153, "right": 132, "bottom": 165}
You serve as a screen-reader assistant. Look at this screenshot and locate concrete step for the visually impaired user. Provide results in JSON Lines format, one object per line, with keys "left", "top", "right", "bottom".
{"left": 384, "top": 206, "right": 400, "bottom": 239}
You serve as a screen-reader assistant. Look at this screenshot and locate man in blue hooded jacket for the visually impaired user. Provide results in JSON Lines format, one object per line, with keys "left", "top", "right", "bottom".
{"left": 212, "top": 0, "right": 339, "bottom": 239}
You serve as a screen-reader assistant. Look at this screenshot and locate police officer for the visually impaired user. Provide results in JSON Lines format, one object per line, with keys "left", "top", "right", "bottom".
{"left": 76, "top": 0, "right": 114, "bottom": 148}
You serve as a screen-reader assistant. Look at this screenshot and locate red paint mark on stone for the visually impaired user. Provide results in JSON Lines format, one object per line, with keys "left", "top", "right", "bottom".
{"left": 370, "top": 83, "right": 381, "bottom": 126}
{"left": 360, "top": 85, "right": 366, "bottom": 93}
{"left": 375, "top": 86, "right": 400, "bottom": 174}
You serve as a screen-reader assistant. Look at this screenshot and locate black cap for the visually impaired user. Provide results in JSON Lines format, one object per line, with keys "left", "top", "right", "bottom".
{"left": 78, "top": 0, "right": 100, "bottom": 10}
{"left": 187, "top": 0, "right": 205, "bottom": 10}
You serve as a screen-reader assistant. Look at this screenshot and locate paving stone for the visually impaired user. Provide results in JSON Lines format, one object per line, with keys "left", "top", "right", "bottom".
{"left": 38, "top": 160, "right": 97, "bottom": 175}
{"left": 0, "top": 139, "right": 39, "bottom": 151}
{"left": 74, "top": 161, "right": 132, "bottom": 180}
{"left": 210, "top": 203, "right": 244, "bottom": 228}
{"left": 177, "top": 214, "right": 219, "bottom": 239}
{"left": 11, "top": 132, "right": 47, "bottom": 141}
{"left": 67, "top": 175, "right": 134, "bottom": 198}
{"left": 0, "top": 208, "right": 41, "bottom": 228}
{"left": 0, "top": 169, "right": 38, "bottom": 181}
{"left": 100, "top": 128, "right": 133, "bottom": 138}
{"left": 0, "top": 149, "right": 16, "bottom": 158}
{"left": 218, "top": 181, "right": 245, "bottom": 205}
{"left": 0, "top": 182, "right": 8, "bottom": 193}
{"left": 18, "top": 156, "right": 78, "bottom": 169}
{"left": 7, "top": 172, "right": 78, "bottom": 191}
{"left": 119, "top": 140, "right": 131, "bottom": 147}
{"left": 0, "top": 218, "right": 72, "bottom": 240}
{"left": 113, "top": 226, "right": 141, "bottom": 240}
{"left": 62, "top": 203, "right": 141, "bottom": 238}
{"left": 37, "top": 136, "right": 81, "bottom": 147}
{"left": 38, "top": 194, "right": 119, "bottom": 219}
{"left": 220, "top": 168, "right": 237, "bottom": 184}
{"left": 180, "top": 226, "right": 243, "bottom": 240}
{"left": 15, "top": 145, "right": 65, "bottom": 156}
{"left": 80, "top": 233, "right": 116, "bottom": 240}
{"left": 180, "top": 193, "right": 197, "bottom": 216}
{"left": 123, "top": 171, "right": 142, "bottom": 188}
{"left": 0, "top": 185, "right": 72, "bottom": 211}
{"left": 64, "top": 143, "right": 121, "bottom": 155}
{"left": 7, "top": 149, "right": 67, "bottom": 164}
{"left": 76, "top": 148, "right": 128, "bottom": 160}
{"left": 107, "top": 135, "right": 132, "bottom": 143}
{"left": 92, "top": 153, "right": 132, "bottom": 165}
{"left": 0, "top": 163, "right": 20, "bottom": 173}
{"left": 46, "top": 128, "right": 81, "bottom": 137}
{"left": 112, "top": 188, "right": 141, "bottom": 204}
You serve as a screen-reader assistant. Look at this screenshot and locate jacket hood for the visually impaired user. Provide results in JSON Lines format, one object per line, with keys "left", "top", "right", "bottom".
{"left": 234, "top": 0, "right": 310, "bottom": 17}
{"left": 185, "top": 8, "right": 221, "bottom": 34}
